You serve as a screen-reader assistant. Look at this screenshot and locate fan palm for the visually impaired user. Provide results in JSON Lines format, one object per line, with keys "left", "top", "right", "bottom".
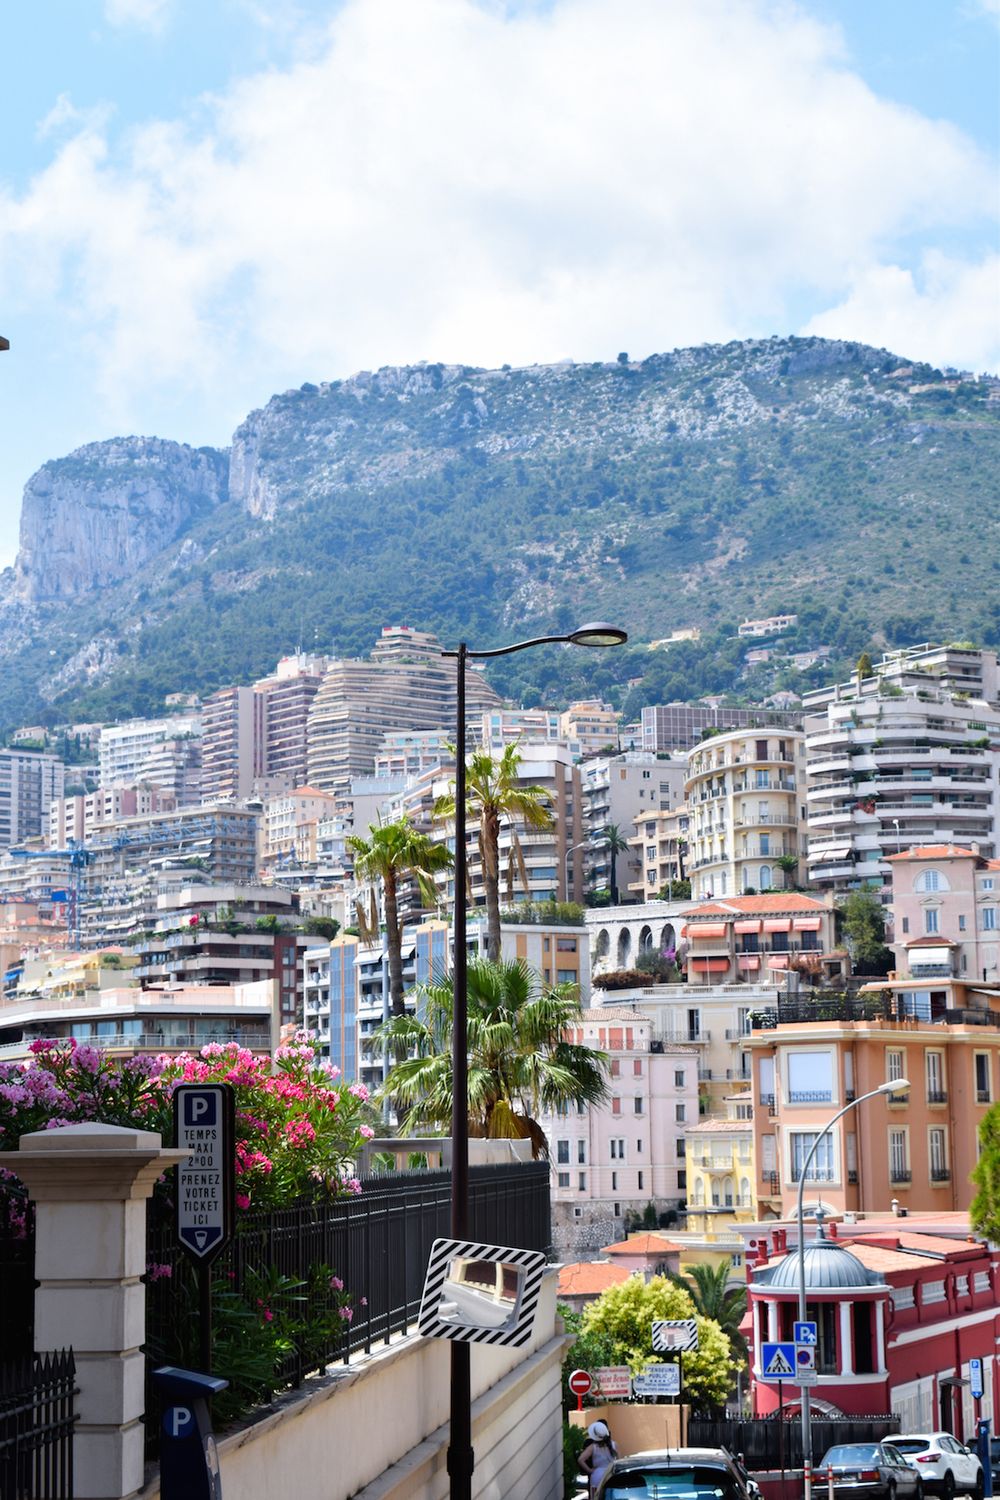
{"left": 346, "top": 815, "right": 453, "bottom": 1017}
{"left": 369, "top": 957, "right": 610, "bottom": 1156}
{"left": 667, "top": 1262, "right": 747, "bottom": 1360}
{"left": 434, "top": 743, "right": 553, "bottom": 961}
{"left": 602, "top": 822, "right": 629, "bottom": 904}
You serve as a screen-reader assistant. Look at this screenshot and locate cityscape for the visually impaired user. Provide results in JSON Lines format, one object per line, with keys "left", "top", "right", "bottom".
{"left": 0, "top": 3, "right": 998, "bottom": 1499}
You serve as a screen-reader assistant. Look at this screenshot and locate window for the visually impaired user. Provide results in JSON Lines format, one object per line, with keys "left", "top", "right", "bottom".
{"left": 760, "top": 834, "right": 771, "bottom": 856}
{"left": 637, "top": 1139, "right": 643, "bottom": 1154}
{"left": 787, "top": 1051, "right": 834, "bottom": 1103}
{"left": 557, "top": 969, "right": 577, "bottom": 983}
{"left": 755, "top": 770, "right": 771, "bottom": 789}
{"left": 924, "top": 908, "right": 939, "bottom": 935}
{"left": 556, "top": 937, "right": 577, "bottom": 953}
{"left": 557, "top": 1140, "right": 569, "bottom": 1164}
{"left": 578, "top": 1141, "right": 587, "bottom": 1164}
{"left": 611, "top": 1059, "right": 621, "bottom": 1077}
{"left": 929, "top": 1127, "right": 948, "bottom": 1179}
{"left": 926, "top": 1051, "right": 945, "bottom": 1101}
{"left": 610, "top": 1138, "right": 626, "bottom": 1160}
{"left": 759, "top": 865, "right": 772, "bottom": 889}
{"left": 634, "top": 1096, "right": 643, "bottom": 1115}
{"left": 675, "top": 1103, "right": 686, "bottom": 1123}
{"left": 557, "top": 1172, "right": 570, "bottom": 1188}
{"left": 791, "top": 1132, "right": 834, "bottom": 1182}
{"left": 901, "top": 917, "right": 909, "bottom": 933}
{"left": 915, "top": 869, "right": 944, "bottom": 893}
{"left": 612, "top": 1097, "right": 621, "bottom": 1116}
{"left": 886, "top": 1048, "right": 904, "bottom": 1083}
{"left": 578, "top": 1173, "right": 587, "bottom": 1191}
{"left": 634, "top": 1059, "right": 643, "bottom": 1077}
{"left": 674, "top": 1069, "right": 686, "bottom": 1088}
{"left": 889, "top": 1128, "right": 909, "bottom": 1179}
{"left": 731, "top": 1252, "right": 743, "bottom": 1268}
{"left": 959, "top": 915, "right": 966, "bottom": 931}
{"left": 983, "top": 878, "right": 995, "bottom": 893}
{"left": 976, "top": 1054, "right": 992, "bottom": 1103}
{"left": 676, "top": 1139, "right": 685, "bottom": 1159}
{"left": 984, "top": 908, "right": 998, "bottom": 931}
{"left": 637, "top": 1171, "right": 644, "bottom": 1190}
{"left": 611, "top": 1171, "right": 618, "bottom": 1191}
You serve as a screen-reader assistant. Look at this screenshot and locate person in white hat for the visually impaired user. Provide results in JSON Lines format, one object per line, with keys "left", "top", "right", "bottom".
{"left": 578, "top": 1419, "right": 618, "bottom": 1495}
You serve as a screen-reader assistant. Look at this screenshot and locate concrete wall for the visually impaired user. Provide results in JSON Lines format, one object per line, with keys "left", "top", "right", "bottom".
{"left": 140, "top": 1271, "right": 566, "bottom": 1500}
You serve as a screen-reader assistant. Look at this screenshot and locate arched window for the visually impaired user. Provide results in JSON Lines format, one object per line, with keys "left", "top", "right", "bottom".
{"left": 723, "top": 1175, "right": 734, "bottom": 1208}
{"left": 740, "top": 1176, "right": 751, "bottom": 1207}
{"left": 693, "top": 1178, "right": 704, "bottom": 1205}
{"left": 639, "top": 925, "right": 653, "bottom": 952}
{"left": 595, "top": 928, "right": 610, "bottom": 958}
{"left": 759, "top": 865, "right": 772, "bottom": 890}
{"left": 660, "top": 923, "right": 676, "bottom": 952}
{"left": 915, "top": 869, "right": 949, "bottom": 894}
{"left": 617, "top": 928, "right": 632, "bottom": 967}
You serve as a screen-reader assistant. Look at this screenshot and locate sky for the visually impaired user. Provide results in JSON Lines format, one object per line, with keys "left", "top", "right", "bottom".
{"left": 0, "top": 0, "right": 997, "bottom": 564}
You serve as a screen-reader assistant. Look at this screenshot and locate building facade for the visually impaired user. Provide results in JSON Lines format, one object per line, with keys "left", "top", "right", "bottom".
{"left": 0, "top": 750, "right": 65, "bottom": 848}
{"left": 580, "top": 752, "right": 686, "bottom": 902}
{"left": 887, "top": 844, "right": 1000, "bottom": 987}
{"left": 641, "top": 702, "right": 800, "bottom": 753}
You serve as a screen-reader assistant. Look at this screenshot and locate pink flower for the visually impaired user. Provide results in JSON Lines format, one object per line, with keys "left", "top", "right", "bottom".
{"left": 360, "top": 1297, "right": 368, "bottom": 1307}
{"left": 263, "top": 1308, "right": 273, "bottom": 1323}
{"left": 146, "top": 1263, "right": 173, "bottom": 1282}
{"left": 329, "top": 1275, "right": 343, "bottom": 1292}
{"left": 359, "top": 1125, "right": 375, "bottom": 1139}
{"left": 338, "top": 1306, "right": 353, "bottom": 1322}
{"left": 236, "top": 1193, "right": 251, "bottom": 1210}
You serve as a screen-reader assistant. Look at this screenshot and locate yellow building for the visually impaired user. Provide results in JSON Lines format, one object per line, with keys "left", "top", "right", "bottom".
{"left": 683, "top": 1097, "right": 756, "bottom": 1234}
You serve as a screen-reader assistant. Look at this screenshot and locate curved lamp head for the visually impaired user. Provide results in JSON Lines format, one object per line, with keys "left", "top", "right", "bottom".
{"left": 566, "top": 622, "right": 629, "bottom": 648}
{"left": 877, "top": 1078, "right": 911, "bottom": 1094}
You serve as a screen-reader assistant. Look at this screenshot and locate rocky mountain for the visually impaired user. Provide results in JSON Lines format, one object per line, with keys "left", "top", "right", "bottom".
{"left": 1, "top": 336, "right": 998, "bottom": 730}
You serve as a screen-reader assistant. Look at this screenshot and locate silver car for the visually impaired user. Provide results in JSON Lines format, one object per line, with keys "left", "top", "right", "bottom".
{"left": 819, "top": 1442, "right": 924, "bottom": 1500}
{"left": 596, "top": 1446, "right": 756, "bottom": 1500}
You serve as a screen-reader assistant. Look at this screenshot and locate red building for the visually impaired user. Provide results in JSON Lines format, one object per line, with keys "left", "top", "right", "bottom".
{"left": 746, "top": 1214, "right": 1000, "bottom": 1439}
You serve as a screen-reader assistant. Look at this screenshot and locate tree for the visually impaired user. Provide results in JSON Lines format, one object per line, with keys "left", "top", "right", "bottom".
{"left": 775, "top": 853, "right": 799, "bottom": 890}
{"left": 658, "top": 877, "right": 691, "bottom": 901}
{"left": 579, "top": 1275, "right": 734, "bottom": 1411}
{"left": 601, "top": 823, "right": 629, "bottom": 905}
{"left": 971, "top": 1107, "right": 1000, "bottom": 1241}
{"left": 369, "top": 957, "right": 609, "bottom": 1156}
{"left": 434, "top": 744, "right": 553, "bottom": 961}
{"left": 346, "top": 816, "right": 453, "bottom": 1017}
{"left": 666, "top": 1262, "right": 747, "bottom": 1362}
{"left": 838, "top": 886, "right": 893, "bottom": 976}
{"left": 857, "top": 650, "right": 873, "bottom": 684}
{"left": 302, "top": 915, "right": 340, "bottom": 941}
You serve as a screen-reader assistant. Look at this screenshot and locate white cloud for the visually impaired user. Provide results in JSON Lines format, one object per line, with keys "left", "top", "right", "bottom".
{"left": 103, "top": 0, "right": 173, "bottom": 31}
{"left": 1, "top": 0, "right": 997, "bottom": 445}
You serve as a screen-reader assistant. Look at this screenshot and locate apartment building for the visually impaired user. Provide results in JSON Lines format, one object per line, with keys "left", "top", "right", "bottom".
{"left": 49, "top": 784, "right": 178, "bottom": 847}
{"left": 887, "top": 844, "right": 1000, "bottom": 986}
{"left": 0, "top": 749, "right": 65, "bottom": 849}
{"left": 306, "top": 627, "right": 503, "bottom": 797}
{"left": 477, "top": 707, "right": 565, "bottom": 752}
{"left": 805, "top": 645, "right": 1000, "bottom": 899}
{"left": 682, "top": 892, "right": 842, "bottom": 988}
{"left": 579, "top": 752, "right": 686, "bottom": 901}
{"left": 628, "top": 804, "right": 691, "bottom": 900}
{"left": 641, "top": 702, "right": 800, "bottom": 753}
{"left": 559, "top": 700, "right": 620, "bottom": 757}
{"left": 538, "top": 1006, "right": 700, "bottom": 1254}
{"left": 747, "top": 992, "right": 1000, "bottom": 1218}
{"left": 374, "top": 730, "right": 452, "bottom": 780}
{"left": 685, "top": 727, "right": 808, "bottom": 900}
{"left": 684, "top": 1095, "right": 756, "bottom": 1230}
{"left": 254, "top": 654, "right": 328, "bottom": 788}
{"left": 200, "top": 685, "right": 265, "bottom": 801}
{"left": 98, "top": 714, "right": 202, "bottom": 801}
{"left": 260, "top": 787, "right": 340, "bottom": 866}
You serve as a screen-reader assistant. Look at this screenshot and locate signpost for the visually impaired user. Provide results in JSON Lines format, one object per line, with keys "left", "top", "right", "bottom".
{"left": 760, "top": 1342, "right": 796, "bottom": 1380}
{"left": 794, "top": 1321, "right": 818, "bottom": 1346}
{"left": 568, "top": 1369, "right": 592, "bottom": 1412}
{"left": 633, "top": 1363, "right": 681, "bottom": 1399}
{"left": 174, "top": 1084, "right": 236, "bottom": 1374}
{"left": 971, "top": 1359, "right": 984, "bottom": 1400}
{"left": 593, "top": 1366, "right": 632, "bottom": 1400}
{"left": 651, "top": 1319, "right": 698, "bottom": 1443}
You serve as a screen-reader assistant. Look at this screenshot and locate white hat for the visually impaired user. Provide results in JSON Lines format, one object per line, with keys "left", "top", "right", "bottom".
{"left": 588, "top": 1421, "right": 610, "bottom": 1441}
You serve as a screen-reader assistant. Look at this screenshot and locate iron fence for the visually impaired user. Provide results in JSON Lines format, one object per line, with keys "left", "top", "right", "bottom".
{"left": 144, "top": 1161, "right": 550, "bottom": 1454}
{"left": 0, "top": 1352, "right": 77, "bottom": 1500}
{"left": 687, "top": 1415, "right": 900, "bottom": 1472}
{"left": 0, "top": 1188, "right": 35, "bottom": 1365}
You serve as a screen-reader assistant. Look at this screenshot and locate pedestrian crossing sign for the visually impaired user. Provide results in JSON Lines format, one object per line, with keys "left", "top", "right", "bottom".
{"left": 760, "top": 1342, "right": 796, "bottom": 1380}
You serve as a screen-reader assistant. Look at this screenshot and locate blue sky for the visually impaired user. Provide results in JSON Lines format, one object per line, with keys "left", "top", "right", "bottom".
{"left": 0, "top": 0, "right": 997, "bottom": 563}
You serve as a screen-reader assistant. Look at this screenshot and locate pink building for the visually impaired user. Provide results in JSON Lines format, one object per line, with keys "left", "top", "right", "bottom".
{"left": 888, "top": 844, "right": 1000, "bottom": 986}
{"left": 540, "top": 1007, "right": 700, "bottom": 1256}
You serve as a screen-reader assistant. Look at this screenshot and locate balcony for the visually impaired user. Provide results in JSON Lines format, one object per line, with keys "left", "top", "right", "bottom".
{"left": 931, "top": 1166, "right": 951, "bottom": 1182}
{"left": 888, "top": 1091, "right": 910, "bottom": 1105}
{"left": 791, "top": 1167, "right": 835, "bottom": 1183}
{"left": 890, "top": 1168, "right": 912, "bottom": 1184}
{"left": 759, "top": 1093, "right": 777, "bottom": 1114}
{"left": 927, "top": 1090, "right": 949, "bottom": 1105}
{"left": 761, "top": 1172, "right": 780, "bottom": 1194}
{"left": 788, "top": 1090, "right": 833, "bottom": 1104}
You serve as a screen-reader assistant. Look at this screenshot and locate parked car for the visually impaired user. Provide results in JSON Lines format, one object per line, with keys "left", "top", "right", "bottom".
{"left": 988, "top": 1437, "right": 1000, "bottom": 1495}
{"left": 818, "top": 1441, "right": 924, "bottom": 1500}
{"left": 892, "top": 1434, "right": 984, "bottom": 1500}
{"left": 595, "top": 1446, "right": 757, "bottom": 1500}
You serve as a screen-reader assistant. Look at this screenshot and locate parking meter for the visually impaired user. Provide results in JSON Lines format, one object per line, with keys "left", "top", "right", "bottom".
{"left": 152, "top": 1365, "right": 229, "bottom": 1500}
{"left": 977, "top": 1418, "right": 992, "bottom": 1499}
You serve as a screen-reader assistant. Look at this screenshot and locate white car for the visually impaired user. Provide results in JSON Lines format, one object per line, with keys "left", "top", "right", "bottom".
{"left": 892, "top": 1434, "right": 983, "bottom": 1500}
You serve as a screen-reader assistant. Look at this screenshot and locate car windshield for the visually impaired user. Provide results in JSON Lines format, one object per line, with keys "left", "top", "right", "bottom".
{"left": 823, "top": 1447, "right": 880, "bottom": 1466}
{"left": 603, "top": 1466, "right": 741, "bottom": 1499}
{"left": 893, "top": 1442, "right": 930, "bottom": 1455}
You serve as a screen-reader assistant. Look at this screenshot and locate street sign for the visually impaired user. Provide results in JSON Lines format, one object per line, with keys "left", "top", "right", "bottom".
{"left": 796, "top": 1371, "right": 819, "bottom": 1387}
{"left": 971, "top": 1359, "right": 985, "bottom": 1400}
{"left": 652, "top": 1319, "right": 699, "bottom": 1353}
{"left": 174, "top": 1084, "right": 235, "bottom": 1264}
{"left": 794, "top": 1321, "right": 818, "bottom": 1345}
{"left": 417, "top": 1238, "right": 546, "bottom": 1346}
{"left": 633, "top": 1363, "right": 681, "bottom": 1398}
{"left": 568, "top": 1370, "right": 592, "bottom": 1398}
{"left": 593, "top": 1366, "right": 632, "bottom": 1400}
{"left": 795, "top": 1344, "right": 816, "bottom": 1374}
{"left": 760, "top": 1342, "right": 797, "bottom": 1380}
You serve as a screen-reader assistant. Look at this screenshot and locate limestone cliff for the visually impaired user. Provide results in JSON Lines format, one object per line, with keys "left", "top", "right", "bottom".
{"left": 13, "top": 436, "right": 227, "bottom": 602}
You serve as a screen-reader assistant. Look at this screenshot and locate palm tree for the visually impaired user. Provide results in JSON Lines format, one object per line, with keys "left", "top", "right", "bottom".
{"left": 346, "top": 815, "right": 453, "bottom": 1018}
{"left": 602, "top": 823, "right": 629, "bottom": 905}
{"left": 775, "top": 852, "right": 799, "bottom": 890}
{"left": 667, "top": 1262, "right": 747, "bottom": 1361}
{"left": 434, "top": 743, "right": 553, "bottom": 961}
{"left": 369, "top": 957, "right": 610, "bottom": 1155}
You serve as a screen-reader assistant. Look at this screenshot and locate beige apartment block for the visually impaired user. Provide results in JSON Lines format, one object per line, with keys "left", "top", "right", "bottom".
{"left": 686, "top": 726, "right": 808, "bottom": 900}
{"left": 887, "top": 843, "right": 1000, "bottom": 986}
{"left": 559, "top": 699, "right": 620, "bottom": 756}
{"left": 261, "top": 785, "right": 340, "bottom": 865}
{"left": 628, "top": 802, "right": 691, "bottom": 900}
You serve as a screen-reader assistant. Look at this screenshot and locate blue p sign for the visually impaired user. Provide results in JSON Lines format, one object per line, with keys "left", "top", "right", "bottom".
{"left": 182, "top": 1092, "right": 218, "bottom": 1128}
{"left": 164, "top": 1405, "right": 196, "bottom": 1440}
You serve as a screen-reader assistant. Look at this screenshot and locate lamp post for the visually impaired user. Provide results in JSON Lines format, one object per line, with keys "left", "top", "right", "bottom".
{"left": 442, "top": 623, "right": 626, "bottom": 1500}
{"left": 565, "top": 837, "right": 597, "bottom": 902}
{"left": 795, "top": 1078, "right": 910, "bottom": 1500}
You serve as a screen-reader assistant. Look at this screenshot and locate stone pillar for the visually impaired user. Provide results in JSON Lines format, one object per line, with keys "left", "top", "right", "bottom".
{"left": 839, "top": 1300, "right": 855, "bottom": 1376}
{"left": 875, "top": 1297, "right": 887, "bottom": 1373}
{"left": 0, "top": 1123, "right": 189, "bottom": 1500}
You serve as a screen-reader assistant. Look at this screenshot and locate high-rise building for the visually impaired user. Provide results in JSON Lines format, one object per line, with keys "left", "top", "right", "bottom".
{"left": 641, "top": 701, "right": 800, "bottom": 752}
{"left": 579, "top": 752, "right": 686, "bottom": 900}
{"left": 200, "top": 686, "right": 265, "bottom": 801}
{"left": 685, "top": 727, "right": 808, "bottom": 900}
{"left": 804, "top": 647, "right": 1000, "bottom": 900}
{"left": 627, "top": 804, "right": 691, "bottom": 900}
{"left": 98, "top": 715, "right": 202, "bottom": 800}
{"left": 306, "top": 627, "right": 503, "bottom": 797}
{"left": 0, "top": 750, "right": 65, "bottom": 848}
{"left": 254, "top": 654, "right": 328, "bottom": 788}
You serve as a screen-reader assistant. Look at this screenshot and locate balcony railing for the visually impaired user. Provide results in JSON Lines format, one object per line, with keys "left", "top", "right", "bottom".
{"left": 931, "top": 1166, "right": 951, "bottom": 1182}
{"left": 759, "top": 1093, "right": 777, "bottom": 1114}
{"left": 790, "top": 1167, "right": 835, "bottom": 1183}
{"left": 788, "top": 1090, "right": 833, "bottom": 1103}
{"left": 888, "top": 1091, "right": 910, "bottom": 1104}
{"left": 977, "top": 1090, "right": 992, "bottom": 1104}
{"left": 927, "top": 1089, "right": 949, "bottom": 1104}
{"left": 890, "top": 1167, "right": 912, "bottom": 1183}
{"left": 762, "top": 1171, "right": 780, "bottom": 1194}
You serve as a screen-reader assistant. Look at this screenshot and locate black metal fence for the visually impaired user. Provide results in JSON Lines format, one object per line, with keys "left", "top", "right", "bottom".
{"left": 144, "top": 1162, "right": 550, "bottom": 1453}
{"left": 0, "top": 1352, "right": 77, "bottom": 1500}
{"left": 0, "top": 1190, "right": 35, "bottom": 1366}
{"left": 688, "top": 1415, "right": 901, "bottom": 1472}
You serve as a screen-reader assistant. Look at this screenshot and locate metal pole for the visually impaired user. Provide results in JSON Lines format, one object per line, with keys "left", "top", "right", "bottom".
{"left": 199, "top": 1263, "right": 212, "bottom": 1375}
{"left": 448, "top": 643, "right": 474, "bottom": 1500}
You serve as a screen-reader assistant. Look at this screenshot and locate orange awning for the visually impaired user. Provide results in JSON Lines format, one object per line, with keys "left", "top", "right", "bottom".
{"left": 763, "top": 918, "right": 792, "bottom": 933}
{"left": 734, "top": 919, "right": 762, "bottom": 934}
{"left": 793, "top": 917, "right": 822, "bottom": 931}
{"left": 737, "top": 954, "right": 761, "bottom": 970}
{"left": 690, "top": 921, "right": 728, "bottom": 939}
{"left": 768, "top": 955, "right": 790, "bottom": 969}
{"left": 690, "top": 957, "right": 730, "bottom": 972}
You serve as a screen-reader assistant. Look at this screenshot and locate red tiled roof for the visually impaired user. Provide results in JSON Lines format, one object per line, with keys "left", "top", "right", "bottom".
{"left": 905, "top": 935, "right": 958, "bottom": 947}
{"left": 886, "top": 845, "right": 980, "bottom": 861}
{"left": 601, "top": 1233, "right": 685, "bottom": 1256}
{"left": 581, "top": 1009, "right": 651, "bottom": 1022}
{"left": 558, "top": 1262, "right": 633, "bottom": 1296}
{"left": 684, "top": 894, "right": 828, "bottom": 917}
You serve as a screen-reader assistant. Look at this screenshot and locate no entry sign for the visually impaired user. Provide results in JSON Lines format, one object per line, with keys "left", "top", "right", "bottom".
{"left": 174, "top": 1084, "right": 235, "bottom": 1264}
{"left": 568, "top": 1369, "right": 592, "bottom": 1398}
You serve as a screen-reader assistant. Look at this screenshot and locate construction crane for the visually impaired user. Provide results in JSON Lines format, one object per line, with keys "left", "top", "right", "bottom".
{"left": 7, "top": 843, "right": 94, "bottom": 949}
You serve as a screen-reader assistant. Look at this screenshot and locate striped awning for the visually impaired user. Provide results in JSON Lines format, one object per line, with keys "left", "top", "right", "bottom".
{"left": 737, "top": 954, "right": 761, "bottom": 970}
{"left": 734, "top": 919, "right": 762, "bottom": 934}
{"left": 793, "top": 917, "right": 822, "bottom": 931}
{"left": 763, "top": 918, "right": 792, "bottom": 933}
{"left": 690, "top": 957, "right": 730, "bottom": 972}
{"left": 688, "top": 922, "right": 728, "bottom": 939}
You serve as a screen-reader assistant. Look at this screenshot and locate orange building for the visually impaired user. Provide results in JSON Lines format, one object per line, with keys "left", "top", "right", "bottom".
{"left": 748, "top": 994, "right": 1000, "bottom": 1217}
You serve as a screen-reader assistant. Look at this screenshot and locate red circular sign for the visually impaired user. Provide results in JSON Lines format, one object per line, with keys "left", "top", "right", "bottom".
{"left": 568, "top": 1369, "right": 592, "bottom": 1397}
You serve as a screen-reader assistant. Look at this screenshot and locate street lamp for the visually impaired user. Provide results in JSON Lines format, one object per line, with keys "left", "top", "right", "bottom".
{"left": 795, "top": 1078, "right": 910, "bottom": 1500}
{"left": 441, "top": 623, "right": 627, "bottom": 1500}
{"left": 565, "top": 837, "right": 599, "bottom": 902}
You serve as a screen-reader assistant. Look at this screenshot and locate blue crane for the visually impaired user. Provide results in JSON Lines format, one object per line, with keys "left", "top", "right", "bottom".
{"left": 8, "top": 842, "right": 95, "bottom": 949}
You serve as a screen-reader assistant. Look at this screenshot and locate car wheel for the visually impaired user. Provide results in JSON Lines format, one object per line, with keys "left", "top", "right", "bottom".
{"left": 886, "top": 1482, "right": 897, "bottom": 1500}
{"left": 972, "top": 1471, "right": 984, "bottom": 1500}
{"left": 914, "top": 1480, "right": 923, "bottom": 1500}
{"left": 941, "top": 1470, "right": 955, "bottom": 1500}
